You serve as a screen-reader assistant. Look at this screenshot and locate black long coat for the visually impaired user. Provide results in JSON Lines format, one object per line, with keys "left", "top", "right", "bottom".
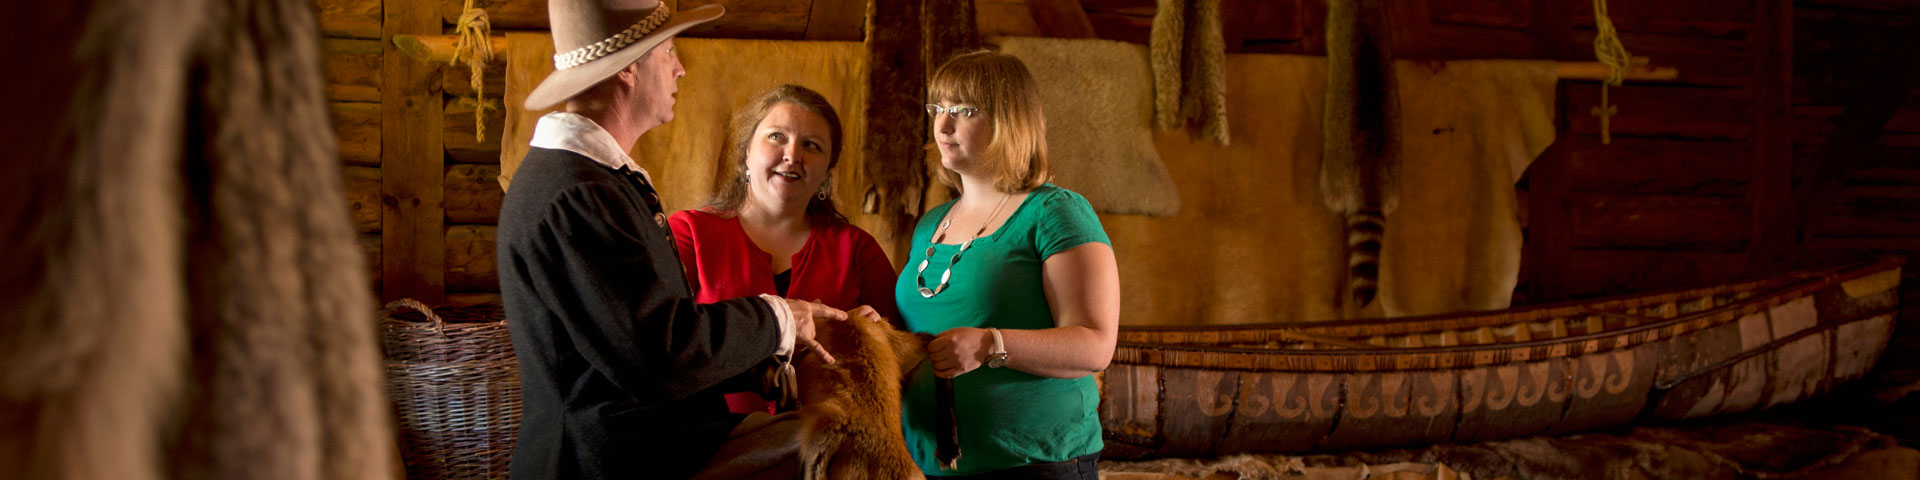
{"left": 498, "top": 147, "right": 781, "bottom": 479}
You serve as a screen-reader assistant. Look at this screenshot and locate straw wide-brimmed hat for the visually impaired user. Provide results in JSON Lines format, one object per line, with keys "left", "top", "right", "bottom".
{"left": 523, "top": 0, "right": 723, "bottom": 110}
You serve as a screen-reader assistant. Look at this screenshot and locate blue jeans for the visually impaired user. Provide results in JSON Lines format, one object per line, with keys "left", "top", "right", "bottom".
{"left": 929, "top": 452, "right": 1100, "bottom": 480}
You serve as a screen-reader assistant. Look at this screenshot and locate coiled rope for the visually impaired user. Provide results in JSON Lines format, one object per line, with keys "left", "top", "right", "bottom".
{"left": 1590, "top": 0, "right": 1632, "bottom": 144}
{"left": 451, "top": 0, "right": 495, "bottom": 142}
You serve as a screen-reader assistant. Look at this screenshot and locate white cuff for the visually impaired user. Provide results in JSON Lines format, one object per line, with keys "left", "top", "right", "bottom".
{"left": 760, "top": 294, "right": 795, "bottom": 356}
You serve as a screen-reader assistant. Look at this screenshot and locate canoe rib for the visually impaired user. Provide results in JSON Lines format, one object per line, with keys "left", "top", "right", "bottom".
{"left": 1100, "top": 256, "right": 1904, "bottom": 459}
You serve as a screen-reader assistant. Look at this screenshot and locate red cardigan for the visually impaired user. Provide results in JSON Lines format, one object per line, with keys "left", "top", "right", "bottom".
{"left": 669, "top": 209, "right": 904, "bottom": 414}
{"left": 669, "top": 209, "right": 902, "bottom": 321}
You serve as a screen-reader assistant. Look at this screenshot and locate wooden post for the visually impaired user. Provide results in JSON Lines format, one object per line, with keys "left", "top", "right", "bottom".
{"left": 381, "top": 0, "right": 445, "bottom": 303}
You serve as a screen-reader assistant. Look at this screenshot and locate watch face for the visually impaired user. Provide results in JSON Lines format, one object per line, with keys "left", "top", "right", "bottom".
{"left": 987, "top": 353, "right": 1008, "bottom": 368}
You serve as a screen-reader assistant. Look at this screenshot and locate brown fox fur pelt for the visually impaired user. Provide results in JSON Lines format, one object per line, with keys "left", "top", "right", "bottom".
{"left": 792, "top": 314, "right": 931, "bottom": 480}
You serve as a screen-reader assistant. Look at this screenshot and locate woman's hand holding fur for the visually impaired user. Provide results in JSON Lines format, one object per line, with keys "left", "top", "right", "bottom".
{"left": 927, "top": 327, "right": 993, "bottom": 378}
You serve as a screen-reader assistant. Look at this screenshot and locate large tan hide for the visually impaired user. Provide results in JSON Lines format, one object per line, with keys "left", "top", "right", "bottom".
{"left": 0, "top": 0, "right": 396, "bottom": 478}
{"left": 995, "top": 37, "right": 1183, "bottom": 218}
{"left": 1103, "top": 55, "right": 1555, "bottom": 324}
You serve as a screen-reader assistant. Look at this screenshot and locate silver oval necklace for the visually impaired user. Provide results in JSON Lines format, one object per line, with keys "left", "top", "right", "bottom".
{"left": 915, "top": 193, "right": 1012, "bottom": 298}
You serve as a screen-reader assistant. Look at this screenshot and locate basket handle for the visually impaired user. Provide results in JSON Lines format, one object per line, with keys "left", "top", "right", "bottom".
{"left": 384, "top": 298, "right": 450, "bottom": 335}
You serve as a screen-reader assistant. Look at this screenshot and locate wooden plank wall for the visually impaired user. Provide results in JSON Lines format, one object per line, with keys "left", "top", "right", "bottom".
{"left": 320, "top": 0, "right": 385, "bottom": 296}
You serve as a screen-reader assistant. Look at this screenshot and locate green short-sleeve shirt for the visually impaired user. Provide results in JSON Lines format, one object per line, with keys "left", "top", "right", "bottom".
{"left": 895, "top": 183, "right": 1111, "bottom": 475}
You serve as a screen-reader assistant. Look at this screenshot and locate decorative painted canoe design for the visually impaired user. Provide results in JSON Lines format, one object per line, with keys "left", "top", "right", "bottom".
{"left": 1098, "top": 256, "right": 1904, "bottom": 459}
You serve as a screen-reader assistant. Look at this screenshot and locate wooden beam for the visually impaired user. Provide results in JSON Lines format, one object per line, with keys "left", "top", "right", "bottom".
{"left": 805, "top": 0, "right": 865, "bottom": 41}
{"left": 1028, "top": 0, "right": 1099, "bottom": 38}
{"left": 446, "top": 164, "right": 505, "bottom": 225}
{"left": 345, "top": 166, "right": 382, "bottom": 233}
{"left": 1553, "top": 58, "right": 1678, "bottom": 82}
{"left": 444, "top": 96, "right": 504, "bottom": 164}
{"left": 392, "top": 34, "right": 507, "bottom": 64}
{"left": 324, "top": 38, "right": 382, "bottom": 102}
{"left": 330, "top": 101, "right": 381, "bottom": 166}
{"left": 446, "top": 225, "right": 499, "bottom": 293}
{"left": 1570, "top": 193, "right": 1752, "bottom": 251}
{"left": 443, "top": 59, "right": 506, "bottom": 98}
{"left": 317, "top": 0, "right": 382, "bottom": 39}
{"left": 382, "top": 0, "right": 447, "bottom": 303}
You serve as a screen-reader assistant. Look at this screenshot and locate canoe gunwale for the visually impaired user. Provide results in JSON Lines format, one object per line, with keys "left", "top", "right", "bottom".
{"left": 1109, "top": 256, "right": 1904, "bottom": 373}
{"left": 1117, "top": 256, "right": 1903, "bottom": 340}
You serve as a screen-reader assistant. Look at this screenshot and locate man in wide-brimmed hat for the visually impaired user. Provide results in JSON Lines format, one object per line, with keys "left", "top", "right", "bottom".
{"left": 496, "top": 1, "right": 845, "bottom": 478}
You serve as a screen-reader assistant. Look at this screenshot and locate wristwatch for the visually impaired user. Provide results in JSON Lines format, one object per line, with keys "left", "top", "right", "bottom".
{"left": 986, "top": 328, "right": 1009, "bottom": 368}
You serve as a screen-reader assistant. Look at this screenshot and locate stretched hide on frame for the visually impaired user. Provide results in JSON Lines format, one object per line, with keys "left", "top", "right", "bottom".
{"left": 1104, "top": 56, "right": 1555, "bottom": 325}
{"left": 996, "top": 37, "right": 1181, "bottom": 218}
{"left": 500, "top": 38, "right": 902, "bottom": 264}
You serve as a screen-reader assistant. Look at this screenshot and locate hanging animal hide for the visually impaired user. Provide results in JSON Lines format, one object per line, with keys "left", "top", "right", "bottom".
{"left": 995, "top": 37, "right": 1182, "bottom": 217}
{"left": 0, "top": 0, "right": 396, "bottom": 478}
{"left": 1150, "top": 0, "right": 1228, "bottom": 145}
{"left": 1321, "top": 0, "right": 1402, "bottom": 313}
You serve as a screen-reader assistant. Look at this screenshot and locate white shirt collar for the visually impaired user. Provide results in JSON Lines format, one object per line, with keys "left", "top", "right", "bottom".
{"left": 530, "top": 112, "right": 654, "bottom": 184}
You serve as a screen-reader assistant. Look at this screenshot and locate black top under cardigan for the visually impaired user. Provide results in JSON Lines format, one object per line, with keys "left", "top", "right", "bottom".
{"left": 498, "top": 147, "right": 782, "bottom": 480}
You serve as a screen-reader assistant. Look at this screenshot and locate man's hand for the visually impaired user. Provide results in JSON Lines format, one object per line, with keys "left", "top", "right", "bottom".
{"left": 927, "top": 327, "right": 993, "bottom": 378}
{"left": 783, "top": 298, "right": 846, "bottom": 364}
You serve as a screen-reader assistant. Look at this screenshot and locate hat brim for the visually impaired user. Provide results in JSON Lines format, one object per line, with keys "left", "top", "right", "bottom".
{"left": 523, "top": 4, "right": 723, "bottom": 110}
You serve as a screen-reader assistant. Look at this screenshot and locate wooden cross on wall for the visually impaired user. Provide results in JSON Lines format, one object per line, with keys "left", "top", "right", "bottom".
{"left": 1591, "top": 85, "right": 1618, "bottom": 145}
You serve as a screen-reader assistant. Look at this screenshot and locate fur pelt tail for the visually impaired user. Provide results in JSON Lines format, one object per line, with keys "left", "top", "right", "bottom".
{"left": 1321, "top": 0, "right": 1401, "bottom": 311}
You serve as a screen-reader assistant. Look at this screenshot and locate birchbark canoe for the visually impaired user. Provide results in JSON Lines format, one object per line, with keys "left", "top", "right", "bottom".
{"left": 1099, "top": 256, "right": 1904, "bottom": 459}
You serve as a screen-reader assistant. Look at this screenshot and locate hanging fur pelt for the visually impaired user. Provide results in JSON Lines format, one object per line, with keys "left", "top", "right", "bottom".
{"left": 1321, "top": 0, "right": 1402, "bottom": 312}
{"left": 0, "top": 0, "right": 396, "bottom": 478}
{"left": 1150, "top": 0, "right": 1229, "bottom": 145}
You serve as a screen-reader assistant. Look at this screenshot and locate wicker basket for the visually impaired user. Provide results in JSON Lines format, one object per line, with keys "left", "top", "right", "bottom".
{"left": 382, "top": 299, "right": 520, "bottom": 480}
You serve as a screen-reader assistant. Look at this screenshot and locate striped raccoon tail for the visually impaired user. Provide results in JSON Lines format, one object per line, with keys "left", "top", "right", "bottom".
{"left": 1346, "top": 206, "right": 1386, "bottom": 308}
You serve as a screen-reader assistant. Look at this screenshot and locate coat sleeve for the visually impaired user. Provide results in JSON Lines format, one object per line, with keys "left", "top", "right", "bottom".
{"left": 528, "top": 184, "right": 778, "bottom": 402}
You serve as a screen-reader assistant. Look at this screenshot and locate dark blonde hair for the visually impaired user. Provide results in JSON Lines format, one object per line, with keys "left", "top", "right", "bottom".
{"left": 928, "top": 50, "right": 1051, "bottom": 194}
{"left": 704, "top": 84, "right": 847, "bottom": 224}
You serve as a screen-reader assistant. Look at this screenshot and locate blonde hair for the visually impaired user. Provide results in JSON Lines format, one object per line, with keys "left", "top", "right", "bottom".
{"left": 927, "top": 50, "right": 1050, "bottom": 194}
{"left": 703, "top": 84, "right": 848, "bottom": 224}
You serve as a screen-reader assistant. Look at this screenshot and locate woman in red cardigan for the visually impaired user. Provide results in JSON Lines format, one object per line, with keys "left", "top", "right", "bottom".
{"left": 669, "top": 84, "right": 902, "bottom": 414}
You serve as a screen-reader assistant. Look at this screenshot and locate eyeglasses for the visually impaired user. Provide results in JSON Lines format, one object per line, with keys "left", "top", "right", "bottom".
{"left": 925, "top": 104, "right": 981, "bottom": 119}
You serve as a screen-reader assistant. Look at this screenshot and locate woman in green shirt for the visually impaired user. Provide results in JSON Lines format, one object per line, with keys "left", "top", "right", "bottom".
{"left": 895, "top": 50, "right": 1121, "bottom": 479}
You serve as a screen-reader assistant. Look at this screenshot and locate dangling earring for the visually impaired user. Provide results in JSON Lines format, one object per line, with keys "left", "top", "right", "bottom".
{"left": 816, "top": 174, "right": 833, "bottom": 200}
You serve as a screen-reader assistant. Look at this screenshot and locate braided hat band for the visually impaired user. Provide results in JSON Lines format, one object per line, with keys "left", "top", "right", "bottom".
{"left": 552, "top": 3, "right": 673, "bottom": 70}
